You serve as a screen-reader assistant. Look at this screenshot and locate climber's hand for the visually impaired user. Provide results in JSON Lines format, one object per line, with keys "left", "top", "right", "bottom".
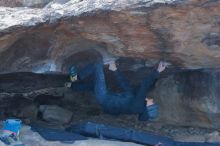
{"left": 157, "top": 61, "right": 167, "bottom": 73}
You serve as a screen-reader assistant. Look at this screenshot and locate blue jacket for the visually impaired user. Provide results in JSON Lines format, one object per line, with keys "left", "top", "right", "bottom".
{"left": 99, "top": 69, "right": 159, "bottom": 121}
{"left": 71, "top": 62, "right": 159, "bottom": 121}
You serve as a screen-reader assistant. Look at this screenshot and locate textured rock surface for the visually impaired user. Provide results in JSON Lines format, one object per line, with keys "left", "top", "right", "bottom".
{"left": 0, "top": 0, "right": 53, "bottom": 8}
{"left": 39, "top": 105, "right": 73, "bottom": 124}
{"left": 0, "top": 0, "right": 220, "bottom": 134}
{"left": 0, "top": 0, "right": 219, "bottom": 73}
{"left": 151, "top": 70, "right": 220, "bottom": 128}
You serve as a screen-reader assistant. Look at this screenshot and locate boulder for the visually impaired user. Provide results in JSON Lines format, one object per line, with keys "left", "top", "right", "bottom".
{"left": 0, "top": 0, "right": 219, "bottom": 73}
{"left": 39, "top": 105, "right": 73, "bottom": 124}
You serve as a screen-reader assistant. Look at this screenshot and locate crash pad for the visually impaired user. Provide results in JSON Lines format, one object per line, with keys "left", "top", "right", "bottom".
{"left": 66, "top": 122, "right": 220, "bottom": 146}
{"left": 31, "top": 123, "right": 87, "bottom": 143}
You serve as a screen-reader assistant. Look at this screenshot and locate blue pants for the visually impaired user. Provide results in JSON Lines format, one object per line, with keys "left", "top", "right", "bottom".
{"left": 71, "top": 62, "right": 133, "bottom": 102}
{"left": 71, "top": 61, "right": 159, "bottom": 113}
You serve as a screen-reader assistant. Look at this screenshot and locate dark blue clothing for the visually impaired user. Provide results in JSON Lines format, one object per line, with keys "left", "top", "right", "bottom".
{"left": 71, "top": 62, "right": 159, "bottom": 121}
{"left": 67, "top": 122, "right": 220, "bottom": 146}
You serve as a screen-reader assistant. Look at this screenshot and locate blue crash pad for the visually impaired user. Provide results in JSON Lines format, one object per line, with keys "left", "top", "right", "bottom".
{"left": 31, "top": 123, "right": 87, "bottom": 143}
{"left": 66, "top": 122, "right": 174, "bottom": 146}
{"left": 66, "top": 122, "right": 220, "bottom": 146}
{"left": 174, "top": 142, "right": 220, "bottom": 146}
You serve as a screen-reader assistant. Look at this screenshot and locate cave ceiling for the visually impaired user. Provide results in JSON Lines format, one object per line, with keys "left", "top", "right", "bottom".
{"left": 0, "top": 0, "right": 219, "bottom": 73}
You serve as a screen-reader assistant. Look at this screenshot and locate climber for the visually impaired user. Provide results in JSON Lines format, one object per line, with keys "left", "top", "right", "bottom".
{"left": 65, "top": 59, "right": 167, "bottom": 121}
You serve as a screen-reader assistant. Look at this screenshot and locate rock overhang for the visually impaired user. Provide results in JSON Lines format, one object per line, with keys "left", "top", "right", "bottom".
{"left": 0, "top": 0, "right": 219, "bottom": 74}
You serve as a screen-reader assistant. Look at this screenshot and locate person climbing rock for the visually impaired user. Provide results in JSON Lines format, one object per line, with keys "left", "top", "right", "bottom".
{"left": 65, "top": 59, "right": 167, "bottom": 121}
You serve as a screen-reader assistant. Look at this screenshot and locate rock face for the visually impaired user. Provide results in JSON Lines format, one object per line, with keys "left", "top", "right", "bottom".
{"left": 0, "top": 0, "right": 219, "bottom": 73}
{"left": 0, "top": 0, "right": 220, "bottom": 130}
{"left": 39, "top": 105, "right": 73, "bottom": 124}
{"left": 151, "top": 70, "right": 220, "bottom": 128}
{"left": 0, "top": 0, "right": 53, "bottom": 8}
